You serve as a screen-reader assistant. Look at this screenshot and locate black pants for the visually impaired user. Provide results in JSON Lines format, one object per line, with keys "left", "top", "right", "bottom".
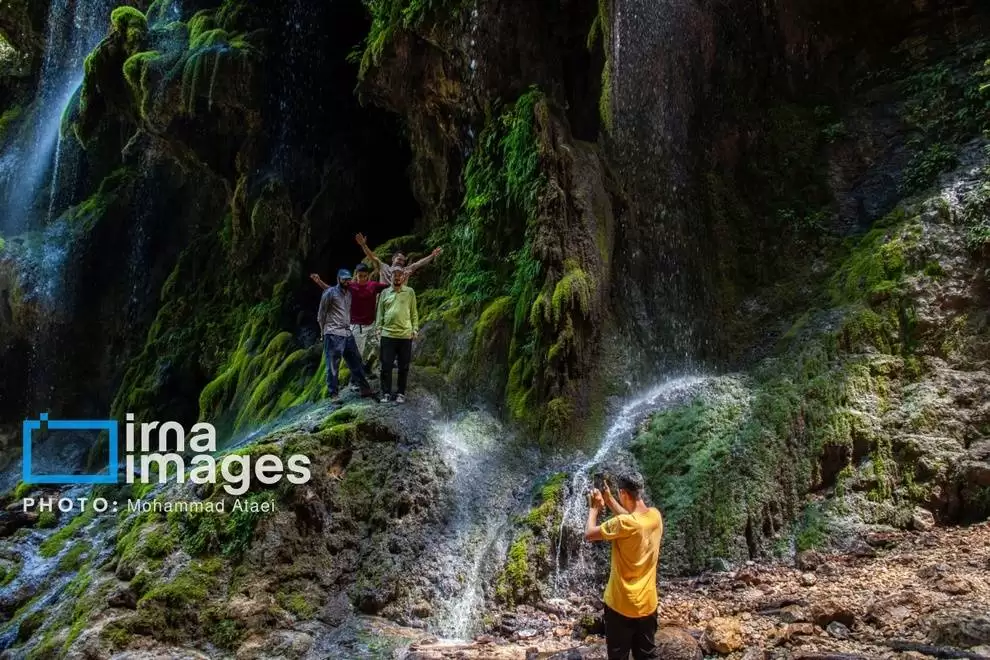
{"left": 380, "top": 337, "right": 412, "bottom": 395}
{"left": 605, "top": 605, "right": 658, "bottom": 660}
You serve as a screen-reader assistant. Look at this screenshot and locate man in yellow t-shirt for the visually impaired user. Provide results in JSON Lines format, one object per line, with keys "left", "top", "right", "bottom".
{"left": 585, "top": 471, "right": 663, "bottom": 659}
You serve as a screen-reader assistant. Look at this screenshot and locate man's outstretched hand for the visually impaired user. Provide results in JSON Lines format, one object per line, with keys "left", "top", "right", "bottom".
{"left": 602, "top": 481, "right": 615, "bottom": 505}
{"left": 589, "top": 488, "right": 605, "bottom": 510}
{"left": 355, "top": 233, "right": 368, "bottom": 246}
{"left": 309, "top": 273, "right": 321, "bottom": 283}
{"left": 431, "top": 247, "right": 443, "bottom": 257}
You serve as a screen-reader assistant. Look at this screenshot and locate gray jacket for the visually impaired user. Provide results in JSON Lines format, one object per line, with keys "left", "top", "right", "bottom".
{"left": 317, "top": 285, "right": 352, "bottom": 337}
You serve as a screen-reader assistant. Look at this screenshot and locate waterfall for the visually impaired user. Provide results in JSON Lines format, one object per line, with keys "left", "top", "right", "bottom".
{"left": 0, "top": 0, "right": 113, "bottom": 234}
{"left": 552, "top": 376, "right": 707, "bottom": 595}
{"left": 0, "top": 485, "right": 117, "bottom": 651}
{"left": 429, "top": 412, "right": 542, "bottom": 639}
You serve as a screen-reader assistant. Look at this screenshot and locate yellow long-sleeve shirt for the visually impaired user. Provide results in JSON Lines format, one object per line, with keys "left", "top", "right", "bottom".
{"left": 376, "top": 285, "right": 419, "bottom": 339}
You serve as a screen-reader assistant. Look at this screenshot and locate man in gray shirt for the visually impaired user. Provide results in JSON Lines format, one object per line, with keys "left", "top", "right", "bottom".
{"left": 317, "top": 269, "right": 374, "bottom": 401}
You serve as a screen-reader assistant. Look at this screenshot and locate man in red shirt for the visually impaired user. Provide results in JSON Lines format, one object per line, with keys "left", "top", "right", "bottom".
{"left": 311, "top": 264, "right": 388, "bottom": 373}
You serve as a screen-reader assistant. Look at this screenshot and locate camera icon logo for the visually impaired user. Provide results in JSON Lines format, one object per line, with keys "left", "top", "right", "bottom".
{"left": 22, "top": 413, "right": 119, "bottom": 485}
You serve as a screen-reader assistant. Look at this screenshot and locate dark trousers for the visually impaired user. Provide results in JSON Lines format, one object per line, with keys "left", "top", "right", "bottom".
{"left": 604, "top": 605, "right": 658, "bottom": 660}
{"left": 379, "top": 337, "right": 412, "bottom": 395}
{"left": 324, "top": 333, "right": 370, "bottom": 395}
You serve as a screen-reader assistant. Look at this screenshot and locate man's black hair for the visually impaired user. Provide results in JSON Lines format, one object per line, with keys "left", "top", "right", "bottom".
{"left": 616, "top": 471, "right": 645, "bottom": 499}
{"left": 355, "top": 263, "right": 371, "bottom": 273}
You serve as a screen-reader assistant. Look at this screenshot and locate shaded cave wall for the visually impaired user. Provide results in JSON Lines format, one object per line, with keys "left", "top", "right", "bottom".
{"left": 355, "top": 0, "right": 987, "bottom": 429}
{"left": 0, "top": 0, "right": 419, "bottom": 430}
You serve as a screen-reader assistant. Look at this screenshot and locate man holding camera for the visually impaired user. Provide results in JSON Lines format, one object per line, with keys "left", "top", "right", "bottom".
{"left": 585, "top": 471, "right": 664, "bottom": 660}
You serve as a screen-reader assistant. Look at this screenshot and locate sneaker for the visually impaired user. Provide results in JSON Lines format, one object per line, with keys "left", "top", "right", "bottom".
{"left": 359, "top": 387, "right": 376, "bottom": 399}
{"left": 329, "top": 392, "right": 341, "bottom": 403}
{"left": 395, "top": 394, "right": 406, "bottom": 404}
{"left": 379, "top": 394, "right": 391, "bottom": 404}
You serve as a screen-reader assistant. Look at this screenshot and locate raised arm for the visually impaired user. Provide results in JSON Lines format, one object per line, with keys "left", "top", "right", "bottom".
{"left": 407, "top": 247, "right": 443, "bottom": 274}
{"left": 603, "top": 481, "right": 629, "bottom": 516}
{"left": 309, "top": 273, "right": 331, "bottom": 291}
{"left": 356, "top": 233, "right": 383, "bottom": 267}
{"left": 584, "top": 488, "right": 606, "bottom": 542}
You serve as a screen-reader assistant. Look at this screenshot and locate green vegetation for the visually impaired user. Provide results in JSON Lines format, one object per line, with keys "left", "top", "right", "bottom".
{"left": 175, "top": 491, "right": 277, "bottom": 557}
{"left": 209, "top": 618, "right": 245, "bottom": 649}
{"left": 522, "top": 472, "right": 567, "bottom": 531}
{"left": 794, "top": 504, "right": 828, "bottom": 551}
{"left": 0, "top": 105, "right": 21, "bottom": 143}
{"left": 57, "top": 542, "right": 89, "bottom": 572}
{"left": 134, "top": 557, "right": 225, "bottom": 642}
{"left": 39, "top": 510, "right": 96, "bottom": 558}
{"left": 12, "top": 480, "right": 32, "bottom": 499}
{"left": 495, "top": 531, "right": 535, "bottom": 604}
{"left": 587, "top": 0, "right": 614, "bottom": 129}
{"left": 419, "top": 87, "right": 603, "bottom": 440}
{"left": 351, "top": 0, "right": 468, "bottom": 77}
{"left": 0, "top": 560, "right": 19, "bottom": 587}
{"left": 631, "top": 203, "right": 935, "bottom": 572}
{"left": 36, "top": 510, "right": 57, "bottom": 528}
{"left": 895, "top": 41, "right": 990, "bottom": 193}
{"left": 495, "top": 472, "right": 567, "bottom": 606}
{"left": 277, "top": 589, "right": 317, "bottom": 619}
{"left": 441, "top": 88, "right": 545, "bottom": 306}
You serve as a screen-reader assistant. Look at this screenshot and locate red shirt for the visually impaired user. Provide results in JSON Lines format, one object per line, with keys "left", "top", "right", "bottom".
{"left": 349, "top": 280, "right": 388, "bottom": 325}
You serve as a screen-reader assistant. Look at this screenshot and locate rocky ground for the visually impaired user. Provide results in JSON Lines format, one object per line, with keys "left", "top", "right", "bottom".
{"left": 401, "top": 522, "right": 990, "bottom": 659}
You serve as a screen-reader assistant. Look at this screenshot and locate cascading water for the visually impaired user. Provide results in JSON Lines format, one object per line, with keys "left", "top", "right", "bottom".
{"left": 552, "top": 376, "right": 708, "bottom": 595}
{"left": 0, "top": 485, "right": 117, "bottom": 651}
{"left": 0, "top": 0, "right": 113, "bottom": 234}
{"left": 429, "top": 412, "right": 542, "bottom": 639}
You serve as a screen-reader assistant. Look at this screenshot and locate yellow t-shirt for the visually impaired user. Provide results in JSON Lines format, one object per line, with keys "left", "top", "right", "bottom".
{"left": 600, "top": 508, "right": 663, "bottom": 618}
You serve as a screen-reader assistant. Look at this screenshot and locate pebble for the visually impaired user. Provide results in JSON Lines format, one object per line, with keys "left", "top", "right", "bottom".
{"left": 826, "top": 621, "right": 851, "bottom": 639}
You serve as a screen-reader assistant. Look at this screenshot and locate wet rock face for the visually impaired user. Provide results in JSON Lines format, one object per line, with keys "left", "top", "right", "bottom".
{"left": 238, "top": 410, "right": 452, "bottom": 621}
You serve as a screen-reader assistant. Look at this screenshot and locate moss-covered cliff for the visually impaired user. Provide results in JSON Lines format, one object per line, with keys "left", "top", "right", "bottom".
{"left": 1, "top": 0, "right": 989, "bottom": 656}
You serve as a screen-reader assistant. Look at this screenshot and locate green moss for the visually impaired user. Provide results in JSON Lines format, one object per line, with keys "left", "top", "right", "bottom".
{"left": 100, "top": 621, "right": 133, "bottom": 650}
{"left": 36, "top": 510, "right": 57, "bottom": 528}
{"left": 209, "top": 618, "right": 245, "bottom": 649}
{"left": 829, "top": 222, "right": 912, "bottom": 304}
{"left": 18, "top": 610, "right": 45, "bottom": 643}
{"left": 277, "top": 590, "right": 317, "bottom": 619}
{"left": 474, "top": 296, "right": 513, "bottom": 350}
{"left": 550, "top": 262, "right": 593, "bottom": 323}
{"left": 314, "top": 421, "right": 359, "bottom": 448}
{"left": 12, "top": 480, "right": 32, "bottom": 499}
{"left": 506, "top": 357, "right": 536, "bottom": 425}
{"left": 495, "top": 531, "right": 534, "bottom": 604}
{"left": 522, "top": 472, "right": 567, "bottom": 532}
{"left": 794, "top": 504, "right": 828, "bottom": 551}
{"left": 175, "top": 491, "right": 272, "bottom": 557}
{"left": 25, "top": 633, "right": 61, "bottom": 660}
{"left": 353, "top": 0, "right": 468, "bottom": 78}
{"left": 110, "top": 6, "right": 149, "bottom": 43}
{"left": 122, "top": 50, "right": 162, "bottom": 117}
{"left": 57, "top": 542, "right": 89, "bottom": 572}
{"left": 40, "top": 509, "right": 96, "bottom": 558}
{"left": 0, "top": 560, "right": 20, "bottom": 587}
{"left": 587, "top": 0, "right": 613, "bottom": 130}
{"left": 0, "top": 105, "right": 22, "bottom": 143}
{"left": 136, "top": 558, "right": 224, "bottom": 641}
{"left": 541, "top": 397, "right": 573, "bottom": 440}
